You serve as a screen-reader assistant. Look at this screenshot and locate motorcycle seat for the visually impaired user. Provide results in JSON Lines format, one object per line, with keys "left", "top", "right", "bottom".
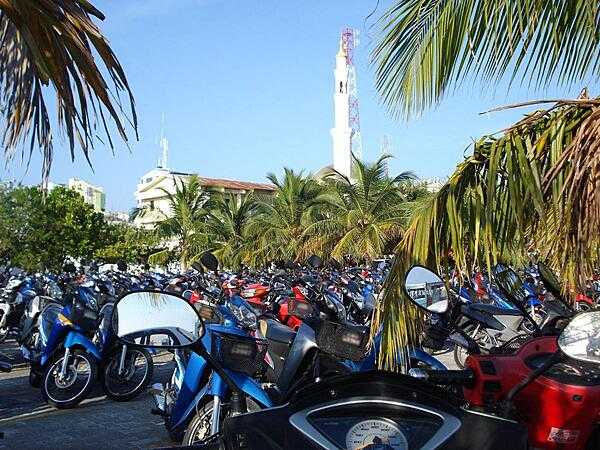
{"left": 259, "top": 319, "right": 296, "bottom": 345}
{"left": 469, "top": 303, "right": 522, "bottom": 316}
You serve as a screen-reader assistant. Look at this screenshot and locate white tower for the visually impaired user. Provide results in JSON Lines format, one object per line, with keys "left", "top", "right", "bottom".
{"left": 330, "top": 37, "right": 352, "bottom": 178}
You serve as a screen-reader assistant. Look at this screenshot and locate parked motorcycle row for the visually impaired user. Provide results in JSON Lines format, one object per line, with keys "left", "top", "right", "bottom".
{"left": 2, "top": 254, "right": 600, "bottom": 449}
{"left": 0, "top": 262, "right": 161, "bottom": 408}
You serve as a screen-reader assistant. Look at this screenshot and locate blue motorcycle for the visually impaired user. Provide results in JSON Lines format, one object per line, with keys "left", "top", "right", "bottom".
{"left": 22, "top": 280, "right": 153, "bottom": 408}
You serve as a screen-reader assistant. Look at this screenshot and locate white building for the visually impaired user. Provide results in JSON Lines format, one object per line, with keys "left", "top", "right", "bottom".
{"left": 424, "top": 177, "right": 446, "bottom": 193}
{"left": 330, "top": 37, "right": 353, "bottom": 179}
{"left": 68, "top": 178, "right": 106, "bottom": 212}
{"left": 133, "top": 168, "right": 274, "bottom": 229}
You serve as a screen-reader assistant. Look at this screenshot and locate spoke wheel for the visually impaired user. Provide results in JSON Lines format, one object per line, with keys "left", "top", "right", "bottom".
{"left": 42, "top": 349, "right": 97, "bottom": 409}
{"left": 103, "top": 347, "right": 154, "bottom": 401}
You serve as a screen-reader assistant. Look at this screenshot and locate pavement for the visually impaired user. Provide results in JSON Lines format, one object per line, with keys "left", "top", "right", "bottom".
{"left": 0, "top": 339, "right": 458, "bottom": 449}
{"left": 0, "top": 340, "right": 174, "bottom": 450}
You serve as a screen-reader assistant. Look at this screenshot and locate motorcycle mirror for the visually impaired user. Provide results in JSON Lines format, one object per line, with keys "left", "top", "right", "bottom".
{"left": 307, "top": 255, "right": 322, "bottom": 269}
{"left": 403, "top": 265, "right": 449, "bottom": 313}
{"left": 111, "top": 291, "right": 204, "bottom": 349}
{"left": 492, "top": 263, "right": 524, "bottom": 300}
{"left": 191, "top": 261, "right": 204, "bottom": 273}
{"left": 558, "top": 310, "right": 600, "bottom": 364}
{"left": 329, "top": 258, "right": 342, "bottom": 270}
{"left": 537, "top": 262, "right": 561, "bottom": 297}
{"left": 200, "top": 251, "right": 219, "bottom": 272}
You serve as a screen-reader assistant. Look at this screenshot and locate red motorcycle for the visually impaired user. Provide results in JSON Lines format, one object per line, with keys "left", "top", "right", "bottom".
{"left": 276, "top": 284, "right": 309, "bottom": 330}
{"left": 404, "top": 263, "right": 600, "bottom": 450}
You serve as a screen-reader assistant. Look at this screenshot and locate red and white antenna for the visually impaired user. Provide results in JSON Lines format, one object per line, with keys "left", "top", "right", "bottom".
{"left": 342, "top": 28, "right": 362, "bottom": 161}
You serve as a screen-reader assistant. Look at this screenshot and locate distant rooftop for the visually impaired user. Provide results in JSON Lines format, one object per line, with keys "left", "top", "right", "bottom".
{"left": 198, "top": 176, "right": 275, "bottom": 191}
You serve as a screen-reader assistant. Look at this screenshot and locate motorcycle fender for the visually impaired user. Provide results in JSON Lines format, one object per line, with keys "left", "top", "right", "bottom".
{"left": 409, "top": 347, "right": 448, "bottom": 370}
{"left": 63, "top": 331, "right": 101, "bottom": 360}
{"left": 224, "top": 369, "right": 273, "bottom": 408}
{"left": 170, "top": 352, "right": 209, "bottom": 430}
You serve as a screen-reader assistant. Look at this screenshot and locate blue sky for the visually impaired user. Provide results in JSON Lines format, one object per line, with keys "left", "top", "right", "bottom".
{"left": 2, "top": 0, "right": 598, "bottom": 211}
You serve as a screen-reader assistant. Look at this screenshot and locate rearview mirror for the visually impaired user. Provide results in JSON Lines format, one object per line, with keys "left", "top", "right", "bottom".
{"left": 537, "top": 262, "right": 561, "bottom": 296}
{"left": 200, "top": 252, "right": 219, "bottom": 272}
{"left": 112, "top": 291, "right": 204, "bottom": 349}
{"left": 404, "top": 265, "right": 449, "bottom": 313}
{"left": 492, "top": 263, "right": 525, "bottom": 302}
{"left": 191, "top": 261, "right": 204, "bottom": 273}
{"left": 558, "top": 311, "right": 600, "bottom": 364}
{"left": 307, "top": 255, "right": 323, "bottom": 269}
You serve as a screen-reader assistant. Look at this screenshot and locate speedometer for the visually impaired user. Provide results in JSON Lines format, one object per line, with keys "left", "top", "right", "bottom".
{"left": 345, "top": 419, "right": 408, "bottom": 450}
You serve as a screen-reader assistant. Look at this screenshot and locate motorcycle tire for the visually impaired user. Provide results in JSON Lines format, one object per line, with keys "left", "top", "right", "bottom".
{"left": 102, "top": 347, "right": 154, "bottom": 402}
{"left": 0, "top": 327, "right": 9, "bottom": 344}
{"left": 41, "top": 349, "right": 98, "bottom": 409}
{"left": 29, "top": 369, "right": 42, "bottom": 388}
{"left": 183, "top": 400, "right": 226, "bottom": 446}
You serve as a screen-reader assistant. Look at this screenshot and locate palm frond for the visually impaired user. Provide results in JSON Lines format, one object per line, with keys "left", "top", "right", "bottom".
{"left": 372, "top": 0, "right": 600, "bottom": 117}
{"left": 0, "top": 0, "right": 137, "bottom": 180}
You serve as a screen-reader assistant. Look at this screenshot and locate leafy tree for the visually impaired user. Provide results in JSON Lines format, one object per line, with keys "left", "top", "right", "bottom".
{"left": 0, "top": 186, "right": 108, "bottom": 271}
{"left": 373, "top": 0, "right": 600, "bottom": 118}
{"left": 151, "top": 175, "right": 208, "bottom": 270}
{"left": 94, "top": 223, "right": 161, "bottom": 265}
{"left": 249, "top": 169, "right": 327, "bottom": 263}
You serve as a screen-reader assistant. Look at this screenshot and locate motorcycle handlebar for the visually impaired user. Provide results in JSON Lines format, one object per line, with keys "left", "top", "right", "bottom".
{"left": 410, "top": 368, "right": 475, "bottom": 386}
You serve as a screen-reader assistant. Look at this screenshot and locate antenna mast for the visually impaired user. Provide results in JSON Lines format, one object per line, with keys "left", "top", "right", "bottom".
{"left": 342, "top": 28, "right": 362, "bottom": 161}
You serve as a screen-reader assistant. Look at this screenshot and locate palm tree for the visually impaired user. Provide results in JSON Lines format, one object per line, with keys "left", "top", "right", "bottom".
{"left": 249, "top": 169, "right": 327, "bottom": 264}
{"left": 152, "top": 175, "right": 208, "bottom": 270}
{"left": 372, "top": 0, "right": 600, "bottom": 118}
{"left": 0, "top": 1, "right": 136, "bottom": 181}
{"left": 304, "top": 155, "right": 418, "bottom": 260}
{"left": 372, "top": 2, "right": 600, "bottom": 369}
{"left": 205, "top": 193, "right": 258, "bottom": 269}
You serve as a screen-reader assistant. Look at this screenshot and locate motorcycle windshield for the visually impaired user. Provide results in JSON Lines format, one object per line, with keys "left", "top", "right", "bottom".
{"left": 40, "top": 305, "right": 62, "bottom": 346}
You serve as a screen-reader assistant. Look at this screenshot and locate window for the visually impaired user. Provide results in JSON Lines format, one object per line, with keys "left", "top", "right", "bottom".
{"left": 150, "top": 200, "right": 155, "bottom": 210}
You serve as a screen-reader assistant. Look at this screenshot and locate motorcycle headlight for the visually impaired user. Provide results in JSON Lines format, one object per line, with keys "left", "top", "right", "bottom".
{"left": 230, "top": 303, "right": 257, "bottom": 329}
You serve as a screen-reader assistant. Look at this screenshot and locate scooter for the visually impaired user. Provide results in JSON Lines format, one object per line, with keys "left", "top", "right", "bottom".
{"left": 404, "top": 263, "right": 600, "bottom": 450}
{"left": 113, "top": 289, "right": 528, "bottom": 450}
{"left": 22, "top": 279, "right": 153, "bottom": 408}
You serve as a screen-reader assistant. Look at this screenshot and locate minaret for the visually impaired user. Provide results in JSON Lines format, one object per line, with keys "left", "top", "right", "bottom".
{"left": 330, "top": 37, "right": 352, "bottom": 178}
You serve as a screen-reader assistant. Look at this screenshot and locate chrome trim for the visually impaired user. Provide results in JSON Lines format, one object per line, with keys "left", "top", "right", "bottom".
{"left": 289, "top": 396, "right": 461, "bottom": 450}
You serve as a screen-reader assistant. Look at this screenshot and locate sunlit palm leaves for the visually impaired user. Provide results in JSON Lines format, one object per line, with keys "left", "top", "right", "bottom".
{"left": 204, "top": 193, "right": 258, "bottom": 269}
{"left": 374, "top": 99, "right": 600, "bottom": 369}
{"left": 0, "top": 0, "right": 136, "bottom": 180}
{"left": 152, "top": 175, "right": 208, "bottom": 270}
{"left": 304, "top": 155, "right": 419, "bottom": 260}
{"left": 373, "top": 0, "right": 600, "bottom": 118}
{"left": 249, "top": 169, "right": 328, "bottom": 263}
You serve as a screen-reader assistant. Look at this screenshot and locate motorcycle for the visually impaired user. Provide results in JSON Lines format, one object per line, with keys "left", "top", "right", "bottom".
{"left": 113, "top": 288, "right": 528, "bottom": 450}
{"left": 22, "top": 273, "right": 153, "bottom": 408}
{"left": 404, "top": 264, "right": 600, "bottom": 450}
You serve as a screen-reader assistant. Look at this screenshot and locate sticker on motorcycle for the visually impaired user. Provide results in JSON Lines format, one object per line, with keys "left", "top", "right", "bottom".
{"left": 548, "top": 427, "right": 579, "bottom": 444}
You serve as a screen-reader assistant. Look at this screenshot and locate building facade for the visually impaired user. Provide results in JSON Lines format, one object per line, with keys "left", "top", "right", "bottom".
{"left": 68, "top": 178, "right": 106, "bottom": 212}
{"left": 133, "top": 168, "right": 274, "bottom": 229}
{"left": 330, "top": 37, "right": 353, "bottom": 179}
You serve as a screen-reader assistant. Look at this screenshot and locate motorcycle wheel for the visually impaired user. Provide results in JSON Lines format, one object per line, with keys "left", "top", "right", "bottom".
{"left": 576, "top": 301, "right": 592, "bottom": 312}
{"left": 183, "top": 400, "right": 226, "bottom": 445}
{"left": 102, "top": 347, "right": 154, "bottom": 402}
{"left": 453, "top": 325, "right": 493, "bottom": 369}
{"left": 29, "top": 369, "right": 42, "bottom": 387}
{"left": 0, "top": 327, "right": 9, "bottom": 344}
{"left": 41, "top": 349, "right": 98, "bottom": 409}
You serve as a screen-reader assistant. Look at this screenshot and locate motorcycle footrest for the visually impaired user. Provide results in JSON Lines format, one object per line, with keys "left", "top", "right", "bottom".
{"left": 150, "top": 408, "right": 167, "bottom": 417}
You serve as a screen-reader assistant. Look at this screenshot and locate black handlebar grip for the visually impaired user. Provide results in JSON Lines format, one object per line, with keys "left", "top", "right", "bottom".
{"left": 424, "top": 369, "right": 475, "bottom": 386}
